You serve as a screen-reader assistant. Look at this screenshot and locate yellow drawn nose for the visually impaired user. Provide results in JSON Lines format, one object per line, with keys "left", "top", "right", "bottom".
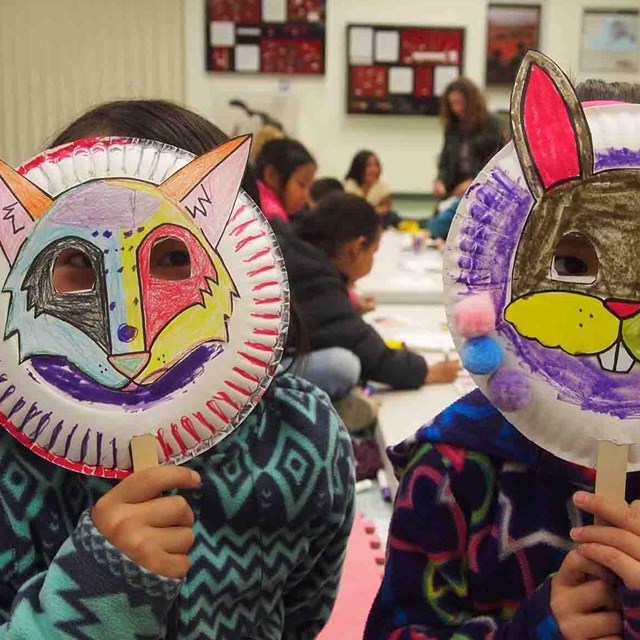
{"left": 108, "top": 352, "right": 150, "bottom": 378}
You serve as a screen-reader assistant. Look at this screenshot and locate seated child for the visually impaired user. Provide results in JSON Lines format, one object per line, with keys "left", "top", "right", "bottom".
{"left": 254, "top": 138, "right": 317, "bottom": 222}
{"left": 274, "top": 192, "right": 458, "bottom": 393}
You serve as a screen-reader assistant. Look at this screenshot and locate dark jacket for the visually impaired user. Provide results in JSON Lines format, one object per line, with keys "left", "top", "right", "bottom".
{"left": 437, "top": 115, "right": 504, "bottom": 194}
{"left": 271, "top": 218, "right": 427, "bottom": 389}
{"left": 365, "top": 389, "right": 640, "bottom": 639}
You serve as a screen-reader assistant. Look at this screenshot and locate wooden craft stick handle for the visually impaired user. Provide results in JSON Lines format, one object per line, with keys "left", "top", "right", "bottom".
{"left": 130, "top": 434, "right": 160, "bottom": 471}
{"left": 594, "top": 440, "right": 629, "bottom": 526}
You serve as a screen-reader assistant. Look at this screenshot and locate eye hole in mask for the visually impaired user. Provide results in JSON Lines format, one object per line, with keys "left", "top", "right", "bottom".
{"left": 550, "top": 232, "right": 598, "bottom": 284}
{"left": 52, "top": 248, "right": 97, "bottom": 293}
{"left": 150, "top": 237, "right": 191, "bottom": 281}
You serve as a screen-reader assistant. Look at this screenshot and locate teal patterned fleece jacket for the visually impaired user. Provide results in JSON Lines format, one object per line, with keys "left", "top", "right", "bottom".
{"left": 0, "top": 373, "right": 355, "bottom": 639}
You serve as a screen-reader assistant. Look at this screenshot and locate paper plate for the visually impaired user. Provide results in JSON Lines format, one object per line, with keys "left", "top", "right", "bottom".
{"left": 444, "top": 51, "right": 640, "bottom": 470}
{"left": 0, "top": 136, "right": 288, "bottom": 477}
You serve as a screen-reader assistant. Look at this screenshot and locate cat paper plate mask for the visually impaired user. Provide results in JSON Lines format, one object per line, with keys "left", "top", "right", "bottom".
{"left": 0, "top": 135, "right": 288, "bottom": 477}
{"left": 444, "top": 50, "right": 640, "bottom": 470}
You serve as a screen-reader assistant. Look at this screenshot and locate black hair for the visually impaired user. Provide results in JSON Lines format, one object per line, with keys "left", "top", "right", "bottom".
{"left": 575, "top": 79, "right": 640, "bottom": 104}
{"left": 254, "top": 138, "right": 316, "bottom": 185}
{"left": 309, "top": 177, "right": 344, "bottom": 203}
{"left": 344, "top": 150, "right": 377, "bottom": 186}
{"left": 49, "top": 99, "right": 261, "bottom": 205}
{"left": 298, "top": 193, "right": 381, "bottom": 258}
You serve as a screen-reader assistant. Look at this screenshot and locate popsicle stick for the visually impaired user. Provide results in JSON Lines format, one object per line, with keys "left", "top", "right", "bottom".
{"left": 130, "top": 434, "right": 160, "bottom": 471}
{"left": 594, "top": 440, "right": 629, "bottom": 525}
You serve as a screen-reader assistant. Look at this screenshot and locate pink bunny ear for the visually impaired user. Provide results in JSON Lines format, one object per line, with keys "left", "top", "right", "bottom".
{"left": 511, "top": 51, "right": 593, "bottom": 198}
{"left": 159, "top": 135, "right": 251, "bottom": 248}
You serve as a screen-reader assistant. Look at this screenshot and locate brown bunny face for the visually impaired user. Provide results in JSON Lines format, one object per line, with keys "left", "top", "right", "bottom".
{"left": 508, "top": 169, "right": 640, "bottom": 373}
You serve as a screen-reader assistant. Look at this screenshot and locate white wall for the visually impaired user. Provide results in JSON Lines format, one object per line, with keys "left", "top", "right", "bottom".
{"left": 0, "top": 0, "right": 185, "bottom": 167}
{"left": 186, "top": 0, "right": 640, "bottom": 192}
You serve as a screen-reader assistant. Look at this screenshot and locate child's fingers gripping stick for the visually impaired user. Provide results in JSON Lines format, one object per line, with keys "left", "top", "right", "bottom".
{"left": 92, "top": 465, "right": 201, "bottom": 579}
{"left": 554, "top": 547, "right": 617, "bottom": 587}
{"left": 551, "top": 550, "right": 622, "bottom": 640}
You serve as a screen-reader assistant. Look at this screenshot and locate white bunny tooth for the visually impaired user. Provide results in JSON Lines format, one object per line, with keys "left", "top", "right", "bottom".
{"left": 598, "top": 342, "right": 618, "bottom": 372}
{"left": 616, "top": 343, "right": 635, "bottom": 373}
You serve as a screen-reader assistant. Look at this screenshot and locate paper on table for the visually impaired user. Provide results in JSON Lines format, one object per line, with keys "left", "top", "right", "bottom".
{"left": 350, "top": 27, "right": 374, "bottom": 64}
{"left": 210, "top": 21, "right": 235, "bottom": 47}
{"left": 262, "top": 0, "right": 286, "bottom": 22}
{"left": 375, "top": 31, "right": 400, "bottom": 63}
{"left": 389, "top": 67, "right": 414, "bottom": 94}
{"left": 235, "top": 45, "right": 260, "bottom": 72}
{"left": 434, "top": 66, "right": 460, "bottom": 96}
{"left": 398, "top": 254, "right": 443, "bottom": 273}
{"left": 393, "top": 329, "right": 455, "bottom": 352}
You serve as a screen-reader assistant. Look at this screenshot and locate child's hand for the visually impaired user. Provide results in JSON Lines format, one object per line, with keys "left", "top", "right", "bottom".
{"left": 551, "top": 549, "right": 621, "bottom": 639}
{"left": 571, "top": 491, "right": 640, "bottom": 591}
{"left": 355, "top": 294, "right": 376, "bottom": 315}
{"left": 425, "top": 358, "right": 460, "bottom": 384}
{"left": 92, "top": 466, "right": 201, "bottom": 579}
{"left": 432, "top": 179, "right": 446, "bottom": 198}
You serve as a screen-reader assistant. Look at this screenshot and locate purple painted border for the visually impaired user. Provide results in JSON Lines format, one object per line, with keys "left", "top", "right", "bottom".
{"left": 31, "top": 342, "right": 223, "bottom": 410}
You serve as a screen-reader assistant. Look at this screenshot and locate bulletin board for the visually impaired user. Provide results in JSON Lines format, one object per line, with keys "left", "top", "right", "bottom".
{"left": 206, "top": 0, "right": 326, "bottom": 75}
{"left": 347, "top": 24, "right": 465, "bottom": 116}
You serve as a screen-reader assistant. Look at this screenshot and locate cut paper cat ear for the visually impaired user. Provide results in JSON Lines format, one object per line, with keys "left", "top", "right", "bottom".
{"left": 0, "top": 159, "right": 53, "bottom": 264}
{"left": 160, "top": 135, "right": 251, "bottom": 248}
{"left": 511, "top": 50, "right": 594, "bottom": 199}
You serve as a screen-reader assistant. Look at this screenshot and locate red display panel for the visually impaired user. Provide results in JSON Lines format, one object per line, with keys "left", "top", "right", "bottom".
{"left": 347, "top": 24, "right": 465, "bottom": 116}
{"left": 210, "top": 0, "right": 261, "bottom": 24}
{"left": 207, "top": 0, "right": 325, "bottom": 75}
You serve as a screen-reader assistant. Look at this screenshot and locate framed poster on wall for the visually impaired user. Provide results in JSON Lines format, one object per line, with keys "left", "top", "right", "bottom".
{"left": 580, "top": 8, "right": 639, "bottom": 73}
{"left": 206, "top": 0, "right": 326, "bottom": 74}
{"left": 485, "top": 4, "right": 541, "bottom": 85}
{"left": 346, "top": 24, "right": 465, "bottom": 116}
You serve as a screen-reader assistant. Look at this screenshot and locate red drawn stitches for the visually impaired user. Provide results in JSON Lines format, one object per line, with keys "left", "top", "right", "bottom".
{"left": 252, "top": 327, "right": 279, "bottom": 336}
{"left": 192, "top": 411, "right": 218, "bottom": 435}
{"left": 247, "top": 264, "right": 274, "bottom": 277}
{"left": 232, "top": 366, "right": 261, "bottom": 383}
{"left": 244, "top": 340, "right": 274, "bottom": 353}
{"left": 228, "top": 203, "right": 248, "bottom": 225}
{"left": 18, "top": 137, "right": 134, "bottom": 175}
{"left": 171, "top": 422, "right": 189, "bottom": 456}
{"left": 240, "top": 351, "right": 269, "bottom": 367}
{"left": 180, "top": 416, "right": 202, "bottom": 443}
{"left": 0, "top": 411, "right": 126, "bottom": 479}
{"left": 225, "top": 380, "right": 253, "bottom": 396}
{"left": 156, "top": 428, "right": 174, "bottom": 462}
{"left": 235, "top": 232, "right": 266, "bottom": 252}
{"left": 244, "top": 248, "right": 271, "bottom": 263}
{"left": 229, "top": 218, "right": 257, "bottom": 236}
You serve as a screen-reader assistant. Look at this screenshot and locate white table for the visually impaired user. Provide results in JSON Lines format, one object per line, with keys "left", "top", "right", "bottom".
{"left": 357, "top": 230, "right": 444, "bottom": 305}
{"left": 364, "top": 304, "right": 471, "bottom": 497}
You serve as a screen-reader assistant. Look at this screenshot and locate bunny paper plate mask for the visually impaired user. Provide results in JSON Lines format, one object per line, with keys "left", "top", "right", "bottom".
{"left": 444, "top": 51, "right": 640, "bottom": 469}
{"left": 0, "top": 136, "right": 288, "bottom": 477}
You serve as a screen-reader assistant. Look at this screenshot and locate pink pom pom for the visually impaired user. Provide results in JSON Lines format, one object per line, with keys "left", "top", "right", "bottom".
{"left": 454, "top": 293, "right": 496, "bottom": 338}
